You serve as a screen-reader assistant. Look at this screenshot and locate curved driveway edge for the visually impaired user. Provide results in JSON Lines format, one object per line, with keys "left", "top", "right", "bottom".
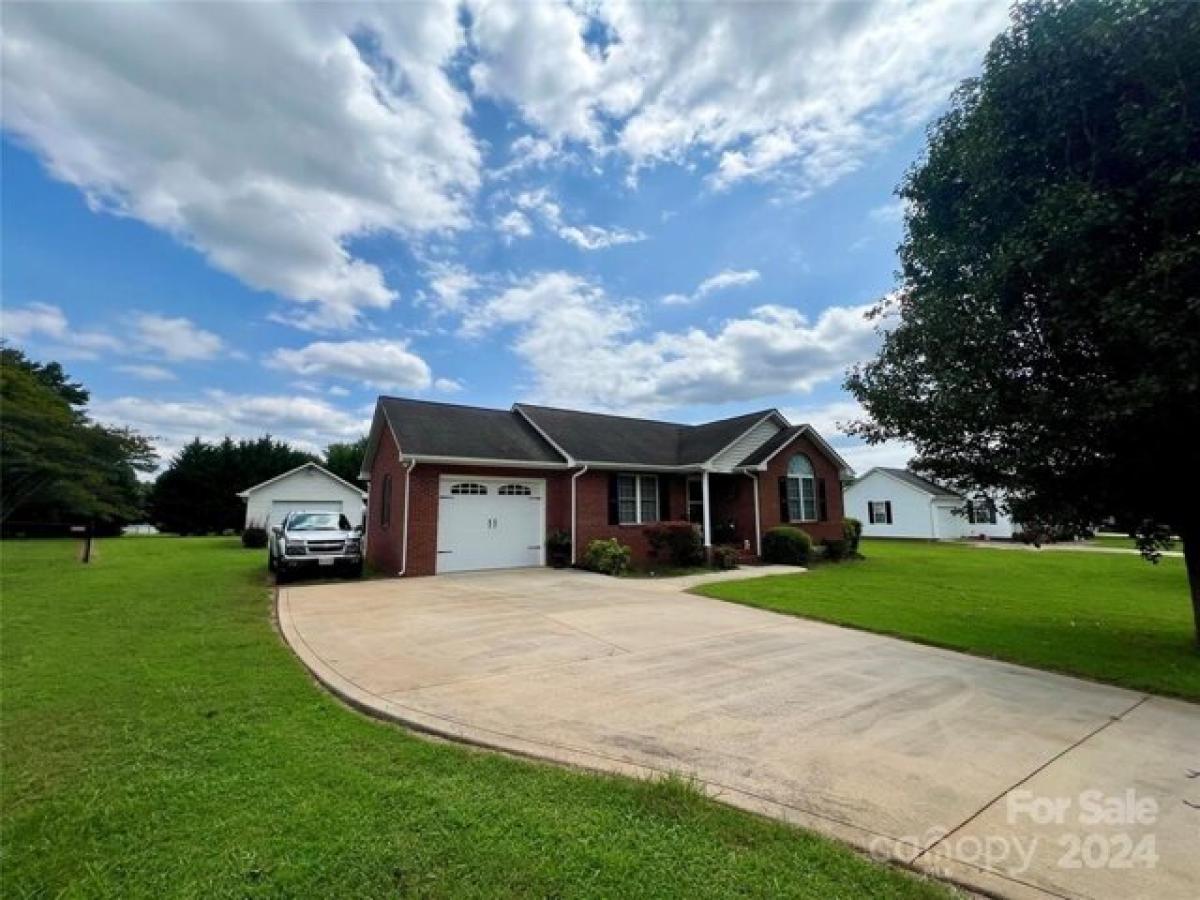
{"left": 277, "top": 568, "right": 1200, "bottom": 900}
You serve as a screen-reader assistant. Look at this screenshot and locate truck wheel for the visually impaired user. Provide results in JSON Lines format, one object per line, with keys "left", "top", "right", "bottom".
{"left": 267, "top": 551, "right": 276, "bottom": 573}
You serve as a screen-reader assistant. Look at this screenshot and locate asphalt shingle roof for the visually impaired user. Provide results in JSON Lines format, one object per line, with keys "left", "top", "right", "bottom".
{"left": 379, "top": 397, "right": 565, "bottom": 463}
{"left": 875, "top": 467, "right": 963, "bottom": 499}
{"left": 515, "top": 404, "right": 773, "bottom": 465}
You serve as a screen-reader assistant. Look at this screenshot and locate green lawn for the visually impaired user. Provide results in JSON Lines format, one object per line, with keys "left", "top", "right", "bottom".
{"left": 1, "top": 537, "right": 944, "bottom": 899}
{"left": 698, "top": 540, "right": 1199, "bottom": 700}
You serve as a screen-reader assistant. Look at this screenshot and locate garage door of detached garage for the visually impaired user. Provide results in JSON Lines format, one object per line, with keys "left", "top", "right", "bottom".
{"left": 436, "top": 477, "right": 544, "bottom": 574}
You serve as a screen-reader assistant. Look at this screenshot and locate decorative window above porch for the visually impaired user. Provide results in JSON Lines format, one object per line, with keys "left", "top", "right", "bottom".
{"left": 786, "top": 454, "right": 818, "bottom": 522}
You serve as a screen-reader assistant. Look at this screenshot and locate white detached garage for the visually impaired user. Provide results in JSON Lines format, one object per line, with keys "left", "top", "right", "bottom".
{"left": 237, "top": 463, "right": 366, "bottom": 530}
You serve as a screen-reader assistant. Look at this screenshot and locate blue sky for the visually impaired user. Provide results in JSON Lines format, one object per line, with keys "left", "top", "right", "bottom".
{"left": 0, "top": 1, "right": 1010, "bottom": 470}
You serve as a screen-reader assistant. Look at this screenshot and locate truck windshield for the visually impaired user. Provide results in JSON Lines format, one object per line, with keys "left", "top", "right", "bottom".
{"left": 287, "top": 513, "right": 351, "bottom": 531}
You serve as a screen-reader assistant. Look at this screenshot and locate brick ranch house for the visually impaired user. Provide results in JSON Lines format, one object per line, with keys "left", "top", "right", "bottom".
{"left": 360, "top": 397, "right": 854, "bottom": 577}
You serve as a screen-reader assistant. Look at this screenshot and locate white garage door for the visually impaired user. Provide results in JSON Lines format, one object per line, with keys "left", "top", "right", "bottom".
{"left": 436, "top": 477, "right": 544, "bottom": 574}
{"left": 269, "top": 499, "right": 342, "bottom": 527}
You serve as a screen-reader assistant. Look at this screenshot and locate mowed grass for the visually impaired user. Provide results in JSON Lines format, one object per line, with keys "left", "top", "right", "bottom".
{"left": 698, "top": 540, "right": 1199, "bottom": 700}
{"left": 0, "top": 537, "right": 946, "bottom": 899}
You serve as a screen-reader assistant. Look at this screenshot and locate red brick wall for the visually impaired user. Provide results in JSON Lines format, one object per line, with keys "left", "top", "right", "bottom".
{"left": 573, "top": 471, "right": 688, "bottom": 563}
{"left": 757, "top": 433, "right": 846, "bottom": 543}
{"left": 365, "top": 428, "right": 847, "bottom": 576}
{"left": 366, "top": 425, "right": 406, "bottom": 575}
{"left": 365, "top": 429, "right": 570, "bottom": 577}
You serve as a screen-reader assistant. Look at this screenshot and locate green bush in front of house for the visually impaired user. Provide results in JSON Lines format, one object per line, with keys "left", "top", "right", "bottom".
{"left": 582, "top": 538, "right": 633, "bottom": 576}
{"left": 761, "top": 526, "right": 812, "bottom": 565}
{"left": 241, "top": 525, "right": 268, "bottom": 549}
{"left": 842, "top": 517, "right": 863, "bottom": 556}
{"left": 644, "top": 521, "right": 704, "bottom": 567}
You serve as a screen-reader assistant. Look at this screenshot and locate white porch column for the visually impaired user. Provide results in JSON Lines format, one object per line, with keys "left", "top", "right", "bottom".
{"left": 701, "top": 470, "right": 712, "bottom": 547}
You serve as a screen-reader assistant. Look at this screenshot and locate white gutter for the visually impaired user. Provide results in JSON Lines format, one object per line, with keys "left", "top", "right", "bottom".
{"left": 744, "top": 470, "right": 761, "bottom": 556}
{"left": 403, "top": 454, "right": 572, "bottom": 469}
{"left": 398, "top": 459, "right": 417, "bottom": 576}
{"left": 701, "top": 470, "right": 712, "bottom": 548}
{"left": 570, "top": 464, "right": 589, "bottom": 565}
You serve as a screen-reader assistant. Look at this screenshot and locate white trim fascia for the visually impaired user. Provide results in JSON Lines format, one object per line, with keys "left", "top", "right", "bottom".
{"left": 700, "top": 410, "right": 789, "bottom": 468}
{"left": 511, "top": 404, "right": 575, "bottom": 464}
{"left": 401, "top": 454, "right": 572, "bottom": 469}
{"left": 736, "top": 425, "right": 854, "bottom": 477}
{"left": 237, "top": 462, "right": 366, "bottom": 499}
{"left": 358, "top": 405, "right": 400, "bottom": 480}
{"left": 577, "top": 460, "right": 707, "bottom": 472}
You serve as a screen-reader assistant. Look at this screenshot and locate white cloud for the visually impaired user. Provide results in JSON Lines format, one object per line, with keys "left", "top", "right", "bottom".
{"left": 266, "top": 339, "right": 433, "bottom": 392}
{"left": 133, "top": 314, "right": 223, "bottom": 361}
{"left": 1, "top": 302, "right": 68, "bottom": 340}
{"left": 462, "top": 271, "right": 879, "bottom": 412}
{"left": 468, "top": 0, "right": 1007, "bottom": 193}
{"left": 557, "top": 224, "right": 645, "bottom": 250}
{"left": 869, "top": 200, "right": 906, "bottom": 224}
{"left": 115, "top": 363, "right": 176, "bottom": 382}
{"left": 503, "top": 187, "right": 645, "bottom": 250}
{"left": 434, "top": 377, "right": 464, "bottom": 393}
{"left": 838, "top": 440, "right": 916, "bottom": 475}
{"left": 2, "top": 1, "right": 479, "bottom": 331}
{"left": 92, "top": 390, "right": 370, "bottom": 463}
{"left": 421, "top": 262, "right": 480, "bottom": 314}
{"left": 0, "top": 302, "right": 122, "bottom": 359}
{"left": 662, "top": 268, "right": 760, "bottom": 306}
{"left": 495, "top": 209, "right": 534, "bottom": 241}
{"left": 781, "top": 397, "right": 914, "bottom": 476}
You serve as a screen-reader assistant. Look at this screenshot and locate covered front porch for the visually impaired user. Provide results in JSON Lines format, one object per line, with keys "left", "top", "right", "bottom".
{"left": 682, "top": 471, "right": 762, "bottom": 556}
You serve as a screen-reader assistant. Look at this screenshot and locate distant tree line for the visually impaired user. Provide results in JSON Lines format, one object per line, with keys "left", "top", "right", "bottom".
{"left": 1, "top": 345, "right": 369, "bottom": 537}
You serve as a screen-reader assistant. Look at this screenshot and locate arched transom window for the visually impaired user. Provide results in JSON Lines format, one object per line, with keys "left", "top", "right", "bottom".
{"left": 786, "top": 454, "right": 818, "bottom": 522}
{"left": 450, "top": 482, "right": 488, "bottom": 495}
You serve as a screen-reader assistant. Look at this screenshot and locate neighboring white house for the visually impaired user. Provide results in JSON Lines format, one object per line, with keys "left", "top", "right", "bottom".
{"left": 845, "top": 467, "right": 1016, "bottom": 540}
{"left": 237, "top": 463, "right": 366, "bottom": 531}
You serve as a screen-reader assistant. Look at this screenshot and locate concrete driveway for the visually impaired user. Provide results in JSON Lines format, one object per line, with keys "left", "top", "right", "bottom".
{"left": 279, "top": 568, "right": 1199, "bottom": 900}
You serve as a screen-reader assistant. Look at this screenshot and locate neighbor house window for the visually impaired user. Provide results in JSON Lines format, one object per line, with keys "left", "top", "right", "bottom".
{"left": 968, "top": 498, "right": 997, "bottom": 525}
{"left": 786, "top": 454, "right": 818, "bottom": 521}
{"left": 617, "top": 474, "right": 659, "bottom": 524}
{"left": 869, "top": 501, "right": 892, "bottom": 525}
{"left": 380, "top": 474, "right": 392, "bottom": 530}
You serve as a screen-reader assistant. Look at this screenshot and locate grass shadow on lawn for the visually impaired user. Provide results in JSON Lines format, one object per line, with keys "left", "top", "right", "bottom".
{"left": 1, "top": 536, "right": 948, "bottom": 898}
{"left": 696, "top": 539, "right": 1199, "bottom": 701}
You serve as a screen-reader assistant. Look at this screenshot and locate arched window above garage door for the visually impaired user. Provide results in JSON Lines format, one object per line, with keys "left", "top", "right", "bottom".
{"left": 450, "top": 482, "right": 488, "bottom": 495}
{"left": 498, "top": 484, "right": 532, "bottom": 496}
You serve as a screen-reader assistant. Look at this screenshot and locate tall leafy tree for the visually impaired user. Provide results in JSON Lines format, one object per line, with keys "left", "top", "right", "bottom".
{"left": 846, "top": 0, "right": 1200, "bottom": 642}
{"left": 148, "top": 435, "right": 316, "bottom": 534}
{"left": 1, "top": 346, "right": 156, "bottom": 530}
{"left": 324, "top": 437, "right": 368, "bottom": 488}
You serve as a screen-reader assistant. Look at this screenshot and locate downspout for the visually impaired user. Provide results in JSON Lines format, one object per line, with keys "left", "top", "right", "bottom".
{"left": 398, "top": 459, "right": 417, "bottom": 576}
{"left": 743, "top": 470, "right": 761, "bottom": 556}
{"left": 570, "top": 464, "right": 589, "bottom": 565}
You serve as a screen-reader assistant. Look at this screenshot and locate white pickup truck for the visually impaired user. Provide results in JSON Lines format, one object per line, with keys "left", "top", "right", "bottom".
{"left": 268, "top": 510, "right": 363, "bottom": 582}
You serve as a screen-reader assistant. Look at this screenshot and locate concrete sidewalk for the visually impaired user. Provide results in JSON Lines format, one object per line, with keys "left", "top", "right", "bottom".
{"left": 279, "top": 568, "right": 1200, "bottom": 900}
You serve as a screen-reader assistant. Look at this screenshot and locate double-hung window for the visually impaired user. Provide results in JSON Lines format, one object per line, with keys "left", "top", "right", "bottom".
{"left": 869, "top": 501, "right": 890, "bottom": 525}
{"left": 617, "top": 474, "right": 659, "bottom": 524}
{"left": 968, "top": 498, "right": 997, "bottom": 525}
{"left": 786, "top": 455, "right": 818, "bottom": 521}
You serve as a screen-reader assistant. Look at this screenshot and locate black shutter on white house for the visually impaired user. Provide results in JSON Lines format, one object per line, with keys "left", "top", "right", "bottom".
{"left": 885, "top": 501, "right": 893, "bottom": 524}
